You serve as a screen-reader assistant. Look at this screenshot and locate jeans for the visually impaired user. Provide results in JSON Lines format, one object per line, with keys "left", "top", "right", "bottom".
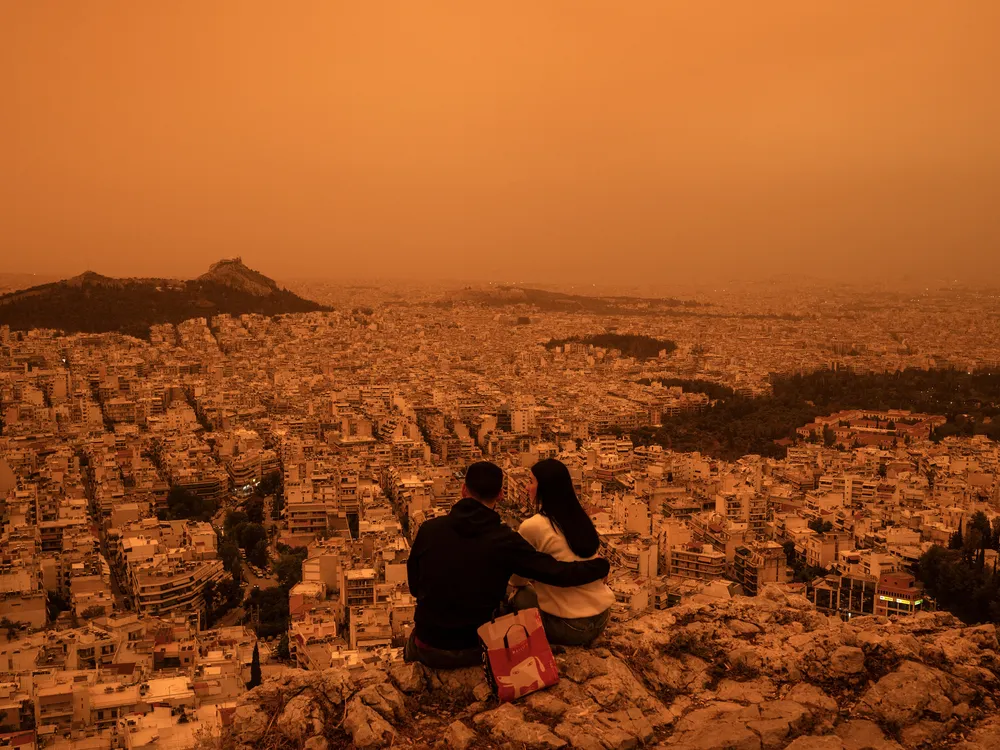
{"left": 510, "top": 586, "right": 611, "bottom": 647}
{"left": 403, "top": 630, "right": 482, "bottom": 669}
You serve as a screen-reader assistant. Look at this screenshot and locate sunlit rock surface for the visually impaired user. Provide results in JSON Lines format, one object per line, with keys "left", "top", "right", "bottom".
{"left": 219, "top": 589, "right": 999, "bottom": 749}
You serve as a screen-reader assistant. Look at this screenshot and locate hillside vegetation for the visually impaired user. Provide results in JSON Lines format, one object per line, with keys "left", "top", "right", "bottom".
{"left": 546, "top": 333, "right": 678, "bottom": 359}
{"left": 0, "top": 259, "right": 328, "bottom": 339}
{"left": 629, "top": 368, "right": 1000, "bottom": 460}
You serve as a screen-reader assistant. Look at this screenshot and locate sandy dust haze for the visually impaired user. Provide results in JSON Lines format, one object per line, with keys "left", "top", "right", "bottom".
{"left": 2, "top": 1, "right": 998, "bottom": 285}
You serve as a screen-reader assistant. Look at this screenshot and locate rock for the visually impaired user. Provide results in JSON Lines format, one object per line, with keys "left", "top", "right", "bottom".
{"left": 276, "top": 693, "right": 324, "bottom": 741}
{"left": 716, "top": 678, "right": 776, "bottom": 704}
{"left": 835, "top": 719, "right": 890, "bottom": 750}
{"left": 785, "top": 683, "right": 838, "bottom": 713}
{"left": 730, "top": 620, "right": 763, "bottom": 637}
{"left": 830, "top": 646, "right": 866, "bottom": 674}
{"left": 855, "top": 631, "right": 885, "bottom": 649}
{"left": 758, "top": 700, "right": 811, "bottom": 732}
{"left": 899, "top": 719, "right": 948, "bottom": 748}
{"left": 388, "top": 662, "right": 425, "bottom": 693}
{"left": 784, "top": 737, "right": 846, "bottom": 750}
{"left": 560, "top": 650, "right": 610, "bottom": 683}
{"left": 669, "top": 703, "right": 761, "bottom": 750}
{"left": 474, "top": 702, "right": 566, "bottom": 748}
{"left": 858, "top": 661, "right": 963, "bottom": 726}
{"left": 555, "top": 721, "right": 605, "bottom": 750}
{"left": 356, "top": 682, "right": 407, "bottom": 722}
{"left": 586, "top": 674, "right": 622, "bottom": 708}
{"left": 526, "top": 690, "right": 571, "bottom": 718}
{"left": 730, "top": 647, "right": 763, "bottom": 672}
{"left": 425, "top": 666, "right": 486, "bottom": 696}
{"left": 344, "top": 697, "right": 396, "bottom": 749}
{"left": 442, "top": 719, "right": 477, "bottom": 750}
{"left": 472, "top": 681, "right": 492, "bottom": 702}
{"left": 746, "top": 717, "right": 791, "bottom": 749}
{"left": 226, "top": 598, "right": 1000, "bottom": 750}
{"left": 957, "top": 716, "right": 1000, "bottom": 750}
{"left": 472, "top": 702, "right": 522, "bottom": 729}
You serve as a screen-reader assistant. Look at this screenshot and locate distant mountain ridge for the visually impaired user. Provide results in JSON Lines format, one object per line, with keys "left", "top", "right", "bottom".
{"left": 453, "top": 284, "right": 708, "bottom": 314}
{"left": 0, "top": 258, "right": 329, "bottom": 339}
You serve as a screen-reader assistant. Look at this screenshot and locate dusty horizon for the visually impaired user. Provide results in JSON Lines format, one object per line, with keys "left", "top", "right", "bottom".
{"left": 3, "top": 1, "right": 999, "bottom": 286}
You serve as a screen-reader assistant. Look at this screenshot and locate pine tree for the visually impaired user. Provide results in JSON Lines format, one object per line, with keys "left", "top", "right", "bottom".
{"left": 248, "top": 642, "right": 262, "bottom": 689}
{"left": 948, "top": 521, "right": 964, "bottom": 550}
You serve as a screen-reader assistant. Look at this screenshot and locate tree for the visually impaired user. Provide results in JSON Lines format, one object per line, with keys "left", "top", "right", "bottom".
{"left": 949, "top": 522, "right": 964, "bottom": 550}
{"left": 274, "top": 548, "right": 308, "bottom": 591}
{"left": 822, "top": 425, "right": 836, "bottom": 448}
{"left": 877, "top": 463, "right": 887, "bottom": 479}
{"left": 238, "top": 523, "right": 267, "bottom": 558}
{"left": 782, "top": 541, "right": 797, "bottom": 566}
{"left": 202, "top": 580, "right": 218, "bottom": 625}
{"left": 916, "top": 543, "right": 1000, "bottom": 624}
{"left": 249, "top": 539, "right": 270, "bottom": 569}
{"left": 80, "top": 605, "right": 106, "bottom": 620}
{"left": 808, "top": 519, "right": 834, "bottom": 534}
{"left": 969, "top": 512, "right": 992, "bottom": 570}
{"left": 248, "top": 642, "right": 262, "bottom": 689}
{"left": 219, "top": 540, "right": 242, "bottom": 574}
{"left": 245, "top": 497, "right": 264, "bottom": 525}
{"left": 276, "top": 633, "right": 290, "bottom": 661}
{"left": 992, "top": 517, "right": 1000, "bottom": 551}
{"left": 245, "top": 587, "right": 289, "bottom": 638}
{"left": 159, "top": 486, "right": 218, "bottom": 522}
{"left": 224, "top": 510, "right": 249, "bottom": 535}
{"left": 46, "top": 591, "right": 71, "bottom": 623}
{"left": 258, "top": 472, "right": 281, "bottom": 498}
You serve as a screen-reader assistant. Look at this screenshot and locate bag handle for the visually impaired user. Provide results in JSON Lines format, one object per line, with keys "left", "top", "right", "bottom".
{"left": 503, "top": 623, "right": 529, "bottom": 650}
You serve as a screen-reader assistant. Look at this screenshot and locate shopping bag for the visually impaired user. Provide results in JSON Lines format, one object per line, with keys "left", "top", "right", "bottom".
{"left": 477, "top": 607, "right": 559, "bottom": 702}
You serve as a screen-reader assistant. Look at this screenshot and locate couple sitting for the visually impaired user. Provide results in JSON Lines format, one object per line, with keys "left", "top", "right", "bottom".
{"left": 405, "top": 459, "right": 615, "bottom": 669}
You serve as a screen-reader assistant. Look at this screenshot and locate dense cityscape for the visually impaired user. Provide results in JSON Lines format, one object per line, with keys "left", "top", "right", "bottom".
{"left": 0, "top": 262, "right": 998, "bottom": 748}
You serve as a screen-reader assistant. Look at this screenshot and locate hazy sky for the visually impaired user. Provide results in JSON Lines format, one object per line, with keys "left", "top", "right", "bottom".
{"left": 2, "top": 1, "right": 998, "bottom": 285}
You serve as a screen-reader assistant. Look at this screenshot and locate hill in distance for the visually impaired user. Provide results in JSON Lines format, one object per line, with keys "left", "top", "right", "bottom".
{"left": 0, "top": 258, "right": 330, "bottom": 339}
{"left": 452, "top": 284, "right": 708, "bottom": 314}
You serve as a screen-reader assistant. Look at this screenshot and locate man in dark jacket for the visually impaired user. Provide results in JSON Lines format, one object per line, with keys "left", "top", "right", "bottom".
{"left": 405, "top": 461, "right": 611, "bottom": 668}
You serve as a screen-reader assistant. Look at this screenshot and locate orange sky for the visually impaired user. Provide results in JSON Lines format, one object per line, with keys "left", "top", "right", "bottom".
{"left": 2, "top": 1, "right": 998, "bottom": 285}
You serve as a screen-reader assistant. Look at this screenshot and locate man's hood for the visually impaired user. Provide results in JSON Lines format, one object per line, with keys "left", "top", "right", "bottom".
{"left": 449, "top": 497, "right": 501, "bottom": 537}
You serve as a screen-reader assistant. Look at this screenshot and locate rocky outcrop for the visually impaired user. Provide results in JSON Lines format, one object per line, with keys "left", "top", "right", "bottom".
{"left": 222, "top": 590, "right": 999, "bottom": 749}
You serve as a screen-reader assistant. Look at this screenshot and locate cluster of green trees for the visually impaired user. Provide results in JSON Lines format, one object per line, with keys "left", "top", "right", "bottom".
{"left": 781, "top": 541, "right": 830, "bottom": 584}
{"left": 808, "top": 519, "right": 834, "bottom": 534}
{"left": 257, "top": 473, "right": 284, "bottom": 520}
{"left": 202, "top": 574, "right": 243, "bottom": 628}
{"left": 244, "top": 545, "right": 309, "bottom": 641}
{"left": 223, "top": 510, "right": 269, "bottom": 568}
{"left": 627, "top": 368, "right": 1000, "bottom": 460}
{"left": 917, "top": 512, "right": 1000, "bottom": 624}
{"left": 545, "top": 333, "right": 678, "bottom": 359}
{"left": 635, "top": 378, "right": 737, "bottom": 402}
{"left": 157, "top": 486, "right": 219, "bottom": 522}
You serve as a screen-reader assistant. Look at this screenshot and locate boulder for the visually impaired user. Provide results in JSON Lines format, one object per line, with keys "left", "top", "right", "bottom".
{"left": 222, "top": 598, "right": 1000, "bottom": 750}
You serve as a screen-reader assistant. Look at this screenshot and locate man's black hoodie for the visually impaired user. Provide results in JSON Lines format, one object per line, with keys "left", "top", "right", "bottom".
{"left": 407, "top": 497, "right": 611, "bottom": 649}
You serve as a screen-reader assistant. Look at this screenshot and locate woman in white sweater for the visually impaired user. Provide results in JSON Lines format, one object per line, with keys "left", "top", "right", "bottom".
{"left": 510, "top": 458, "right": 615, "bottom": 645}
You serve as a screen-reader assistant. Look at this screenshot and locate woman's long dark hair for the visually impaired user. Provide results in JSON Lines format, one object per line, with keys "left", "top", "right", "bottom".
{"left": 531, "top": 458, "right": 601, "bottom": 559}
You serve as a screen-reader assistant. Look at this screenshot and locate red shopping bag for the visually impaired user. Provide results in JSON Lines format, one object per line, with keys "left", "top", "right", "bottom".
{"left": 478, "top": 607, "right": 559, "bottom": 702}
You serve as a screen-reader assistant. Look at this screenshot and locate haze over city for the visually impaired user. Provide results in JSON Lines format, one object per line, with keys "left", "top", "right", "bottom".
{"left": 3, "top": 1, "right": 999, "bottom": 286}
{"left": 3, "top": 5, "right": 1000, "bottom": 750}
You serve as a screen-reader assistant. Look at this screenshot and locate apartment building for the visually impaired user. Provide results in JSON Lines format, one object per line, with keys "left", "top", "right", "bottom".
{"left": 875, "top": 571, "right": 928, "bottom": 617}
{"left": 129, "top": 558, "right": 225, "bottom": 626}
{"left": 668, "top": 543, "right": 726, "bottom": 581}
{"left": 732, "top": 542, "right": 787, "bottom": 596}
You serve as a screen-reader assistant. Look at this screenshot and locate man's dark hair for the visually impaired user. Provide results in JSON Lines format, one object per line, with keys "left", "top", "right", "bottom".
{"left": 464, "top": 461, "right": 504, "bottom": 501}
